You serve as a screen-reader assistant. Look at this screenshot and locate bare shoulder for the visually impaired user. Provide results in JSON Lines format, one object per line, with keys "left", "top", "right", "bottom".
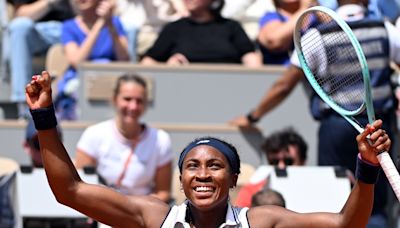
{"left": 127, "top": 195, "right": 171, "bottom": 227}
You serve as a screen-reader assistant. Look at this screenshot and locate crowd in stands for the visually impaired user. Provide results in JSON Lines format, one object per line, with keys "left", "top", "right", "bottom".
{"left": 1, "top": 0, "right": 400, "bottom": 227}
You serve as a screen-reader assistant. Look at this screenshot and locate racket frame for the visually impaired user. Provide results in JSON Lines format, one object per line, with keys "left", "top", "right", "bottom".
{"left": 293, "top": 6, "right": 376, "bottom": 132}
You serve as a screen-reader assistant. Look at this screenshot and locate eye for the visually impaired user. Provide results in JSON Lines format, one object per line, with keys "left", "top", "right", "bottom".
{"left": 185, "top": 162, "right": 198, "bottom": 170}
{"left": 209, "top": 162, "right": 222, "bottom": 170}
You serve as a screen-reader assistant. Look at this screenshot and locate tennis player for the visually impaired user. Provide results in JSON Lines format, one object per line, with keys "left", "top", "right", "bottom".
{"left": 25, "top": 70, "right": 390, "bottom": 227}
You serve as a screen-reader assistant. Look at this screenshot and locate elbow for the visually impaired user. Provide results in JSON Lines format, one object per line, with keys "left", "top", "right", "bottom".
{"left": 259, "top": 37, "right": 291, "bottom": 53}
{"left": 52, "top": 183, "right": 79, "bottom": 206}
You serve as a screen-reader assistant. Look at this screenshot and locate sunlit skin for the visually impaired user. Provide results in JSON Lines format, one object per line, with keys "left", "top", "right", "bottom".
{"left": 113, "top": 82, "right": 147, "bottom": 129}
{"left": 180, "top": 145, "right": 238, "bottom": 212}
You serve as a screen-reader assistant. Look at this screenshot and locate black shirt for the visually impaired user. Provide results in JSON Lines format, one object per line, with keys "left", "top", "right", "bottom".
{"left": 144, "top": 17, "right": 256, "bottom": 63}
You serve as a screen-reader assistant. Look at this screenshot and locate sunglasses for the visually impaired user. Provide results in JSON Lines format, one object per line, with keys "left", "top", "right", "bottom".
{"left": 269, "top": 157, "right": 294, "bottom": 166}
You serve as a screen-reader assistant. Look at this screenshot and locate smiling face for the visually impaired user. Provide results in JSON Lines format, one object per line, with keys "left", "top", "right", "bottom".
{"left": 113, "top": 81, "right": 147, "bottom": 125}
{"left": 180, "top": 145, "right": 238, "bottom": 210}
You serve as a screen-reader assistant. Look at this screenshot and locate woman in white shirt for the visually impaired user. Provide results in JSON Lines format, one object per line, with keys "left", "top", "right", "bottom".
{"left": 74, "top": 74, "right": 173, "bottom": 202}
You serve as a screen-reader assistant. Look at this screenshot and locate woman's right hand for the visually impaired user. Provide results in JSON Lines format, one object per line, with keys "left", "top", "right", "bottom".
{"left": 167, "top": 53, "right": 189, "bottom": 65}
{"left": 25, "top": 71, "right": 53, "bottom": 110}
{"left": 97, "top": 0, "right": 115, "bottom": 25}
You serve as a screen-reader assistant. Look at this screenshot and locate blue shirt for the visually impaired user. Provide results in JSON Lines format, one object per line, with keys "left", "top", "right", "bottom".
{"left": 258, "top": 12, "right": 292, "bottom": 65}
{"left": 58, "top": 16, "right": 126, "bottom": 93}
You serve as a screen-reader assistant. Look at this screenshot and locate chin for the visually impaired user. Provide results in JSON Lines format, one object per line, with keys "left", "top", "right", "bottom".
{"left": 122, "top": 116, "right": 139, "bottom": 124}
{"left": 189, "top": 196, "right": 227, "bottom": 211}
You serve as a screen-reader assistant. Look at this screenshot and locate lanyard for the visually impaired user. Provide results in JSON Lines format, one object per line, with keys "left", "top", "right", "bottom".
{"left": 115, "top": 126, "right": 147, "bottom": 188}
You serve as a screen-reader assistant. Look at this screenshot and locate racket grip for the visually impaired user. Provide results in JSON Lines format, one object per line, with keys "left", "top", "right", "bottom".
{"left": 377, "top": 152, "right": 400, "bottom": 202}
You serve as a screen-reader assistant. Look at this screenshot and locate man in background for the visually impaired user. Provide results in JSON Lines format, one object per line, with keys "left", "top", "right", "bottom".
{"left": 234, "top": 127, "right": 307, "bottom": 207}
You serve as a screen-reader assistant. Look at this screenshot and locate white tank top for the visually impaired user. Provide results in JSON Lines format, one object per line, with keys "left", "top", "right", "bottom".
{"left": 161, "top": 201, "right": 250, "bottom": 228}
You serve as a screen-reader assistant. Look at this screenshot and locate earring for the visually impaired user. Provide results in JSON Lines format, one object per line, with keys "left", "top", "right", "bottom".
{"left": 180, "top": 183, "right": 183, "bottom": 192}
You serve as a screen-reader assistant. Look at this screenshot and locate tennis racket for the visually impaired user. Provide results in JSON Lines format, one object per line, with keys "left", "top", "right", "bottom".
{"left": 293, "top": 6, "right": 400, "bottom": 201}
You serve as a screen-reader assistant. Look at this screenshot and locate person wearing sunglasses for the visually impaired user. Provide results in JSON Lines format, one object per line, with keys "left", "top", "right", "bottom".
{"left": 234, "top": 127, "right": 307, "bottom": 207}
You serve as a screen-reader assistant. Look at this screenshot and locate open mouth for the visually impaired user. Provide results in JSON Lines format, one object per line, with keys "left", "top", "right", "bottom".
{"left": 194, "top": 186, "right": 214, "bottom": 192}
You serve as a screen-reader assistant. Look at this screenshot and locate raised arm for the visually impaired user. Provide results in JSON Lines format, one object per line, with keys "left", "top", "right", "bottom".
{"left": 229, "top": 64, "right": 303, "bottom": 126}
{"left": 25, "top": 71, "right": 168, "bottom": 227}
{"left": 248, "top": 119, "right": 390, "bottom": 227}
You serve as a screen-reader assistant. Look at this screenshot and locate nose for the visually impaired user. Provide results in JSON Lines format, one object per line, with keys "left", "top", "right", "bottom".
{"left": 277, "top": 159, "right": 286, "bottom": 169}
{"left": 195, "top": 167, "right": 211, "bottom": 181}
{"left": 127, "top": 99, "right": 139, "bottom": 110}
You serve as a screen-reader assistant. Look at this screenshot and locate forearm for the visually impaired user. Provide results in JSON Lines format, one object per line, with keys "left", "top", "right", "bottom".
{"left": 15, "top": 0, "right": 52, "bottom": 20}
{"left": 338, "top": 182, "right": 374, "bottom": 227}
{"left": 38, "top": 128, "right": 82, "bottom": 202}
{"left": 108, "top": 25, "right": 130, "bottom": 61}
{"left": 258, "top": 8, "right": 307, "bottom": 51}
{"left": 68, "top": 19, "right": 105, "bottom": 67}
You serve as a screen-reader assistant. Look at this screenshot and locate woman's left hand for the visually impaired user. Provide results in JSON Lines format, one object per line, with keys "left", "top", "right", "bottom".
{"left": 357, "top": 119, "right": 391, "bottom": 164}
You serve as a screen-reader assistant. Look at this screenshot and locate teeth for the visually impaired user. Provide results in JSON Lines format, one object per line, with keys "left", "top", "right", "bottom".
{"left": 195, "top": 186, "right": 213, "bottom": 192}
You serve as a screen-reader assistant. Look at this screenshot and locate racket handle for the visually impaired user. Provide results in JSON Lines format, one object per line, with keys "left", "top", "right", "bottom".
{"left": 377, "top": 152, "right": 400, "bottom": 202}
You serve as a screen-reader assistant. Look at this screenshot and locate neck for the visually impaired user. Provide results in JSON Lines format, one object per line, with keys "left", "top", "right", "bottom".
{"left": 189, "top": 10, "right": 215, "bottom": 23}
{"left": 79, "top": 10, "right": 98, "bottom": 27}
{"left": 188, "top": 202, "right": 228, "bottom": 227}
{"left": 115, "top": 118, "right": 142, "bottom": 140}
{"left": 278, "top": 2, "right": 300, "bottom": 15}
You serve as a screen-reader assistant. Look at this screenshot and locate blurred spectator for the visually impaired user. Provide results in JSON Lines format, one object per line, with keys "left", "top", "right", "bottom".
{"left": 257, "top": 0, "right": 315, "bottom": 65}
{"left": 74, "top": 74, "right": 173, "bottom": 203}
{"left": 0, "top": 157, "right": 18, "bottom": 228}
{"left": 251, "top": 188, "right": 286, "bottom": 207}
{"left": 7, "top": 0, "right": 75, "bottom": 118}
{"left": 140, "top": 0, "right": 262, "bottom": 67}
{"left": 115, "top": 0, "right": 188, "bottom": 62}
{"left": 234, "top": 127, "right": 307, "bottom": 208}
{"left": 221, "top": 0, "right": 274, "bottom": 41}
{"left": 319, "top": 0, "right": 400, "bottom": 22}
{"left": 23, "top": 117, "right": 63, "bottom": 167}
{"left": 55, "top": 0, "right": 129, "bottom": 120}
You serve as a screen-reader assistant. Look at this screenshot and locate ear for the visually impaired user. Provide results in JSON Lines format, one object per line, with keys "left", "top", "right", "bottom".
{"left": 230, "top": 173, "right": 238, "bottom": 188}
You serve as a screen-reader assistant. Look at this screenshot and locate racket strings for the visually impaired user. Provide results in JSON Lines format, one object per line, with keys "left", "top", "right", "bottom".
{"left": 299, "top": 12, "right": 365, "bottom": 112}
